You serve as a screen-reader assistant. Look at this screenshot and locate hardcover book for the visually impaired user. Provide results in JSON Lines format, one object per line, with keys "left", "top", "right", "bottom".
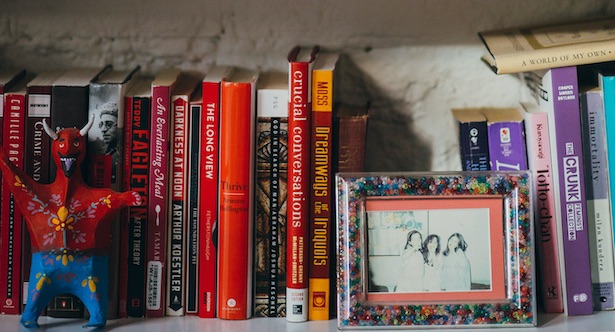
{"left": 451, "top": 108, "right": 490, "bottom": 171}
{"left": 254, "top": 71, "right": 288, "bottom": 318}
{"left": 87, "top": 66, "right": 140, "bottom": 319}
{"left": 145, "top": 68, "right": 182, "bottom": 318}
{"left": 166, "top": 71, "right": 202, "bottom": 316}
{"left": 217, "top": 68, "right": 259, "bottom": 320}
{"left": 479, "top": 17, "right": 615, "bottom": 74}
{"left": 309, "top": 52, "right": 339, "bottom": 320}
{"left": 580, "top": 85, "right": 615, "bottom": 311}
{"left": 198, "top": 65, "right": 232, "bottom": 318}
{"left": 22, "top": 69, "right": 64, "bottom": 313}
{"left": 122, "top": 76, "right": 154, "bottom": 318}
{"left": 525, "top": 66, "right": 593, "bottom": 315}
{"left": 520, "top": 101, "right": 564, "bottom": 313}
{"left": 333, "top": 103, "right": 369, "bottom": 173}
{"left": 482, "top": 107, "right": 528, "bottom": 171}
{"left": 0, "top": 72, "right": 34, "bottom": 314}
{"left": 286, "top": 45, "right": 319, "bottom": 322}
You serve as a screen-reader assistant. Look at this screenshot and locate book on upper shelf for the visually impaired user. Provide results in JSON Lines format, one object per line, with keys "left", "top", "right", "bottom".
{"left": 451, "top": 108, "right": 490, "bottom": 171}
{"left": 524, "top": 66, "right": 593, "bottom": 316}
{"left": 166, "top": 71, "right": 203, "bottom": 317}
{"left": 254, "top": 71, "right": 288, "bottom": 318}
{"left": 286, "top": 45, "right": 319, "bottom": 323}
{"left": 520, "top": 101, "right": 564, "bottom": 313}
{"left": 479, "top": 16, "right": 615, "bottom": 74}
{"left": 579, "top": 81, "right": 615, "bottom": 311}
{"left": 217, "top": 68, "right": 259, "bottom": 320}
{"left": 145, "top": 68, "right": 183, "bottom": 318}
{"left": 122, "top": 76, "right": 154, "bottom": 318}
{"left": 87, "top": 66, "right": 141, "bottom": 319}
{"left": 482, "top": 107, "right": 528, "bottom": 171}
{"left": 0, "top": 71, "right": 34, "bottom": 315}
{"left": 309, "top": 52, "right": 339, "bottom": 321}
{"left": 198, "top": 65, "right": 232, "bottom": 319}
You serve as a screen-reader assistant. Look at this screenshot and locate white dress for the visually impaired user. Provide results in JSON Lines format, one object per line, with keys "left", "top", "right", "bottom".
{"left": 441, "top": 250, "right": 471, "bottom": 291}
{"left": 395, "top": 248, "right": 424, "bottom": 292}
{"left": 423, "top": 253, "right": 442, "bottom": 291}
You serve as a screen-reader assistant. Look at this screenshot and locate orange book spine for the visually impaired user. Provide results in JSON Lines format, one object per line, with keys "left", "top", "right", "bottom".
{"left": 308, "top": 53, "right": 337, "bottom": 320}
{"left": 286, "top": 46, "right": 318, "bottom": 322}
{"left": 216, "top": 70, "right": 257, "bottom": 320}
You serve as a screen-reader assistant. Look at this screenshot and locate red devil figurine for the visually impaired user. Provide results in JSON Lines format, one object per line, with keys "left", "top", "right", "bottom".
{"left": 0, "top": 115, "right": 141, "bottom": 328}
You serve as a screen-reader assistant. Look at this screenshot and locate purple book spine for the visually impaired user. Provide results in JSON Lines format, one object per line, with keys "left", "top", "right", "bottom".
{"left": 487, "top": 120, "right": 528, "bottom": 171}
{"left": 549, "top": 67, "right": 593, "bottom": 315}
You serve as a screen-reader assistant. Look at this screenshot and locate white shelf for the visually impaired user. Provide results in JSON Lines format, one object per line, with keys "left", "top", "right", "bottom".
{"left": 1, "top": 312, "right": 615, "bottom": 331}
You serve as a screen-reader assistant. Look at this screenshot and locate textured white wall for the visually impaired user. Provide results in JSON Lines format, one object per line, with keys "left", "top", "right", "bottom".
{"left": 2, "top": 0, "right": 614, "bottom": 171}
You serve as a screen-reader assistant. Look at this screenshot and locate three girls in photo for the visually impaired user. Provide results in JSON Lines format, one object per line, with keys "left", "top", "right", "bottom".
{"left": 396, "top": 231, "right": 472, "bottom": 292}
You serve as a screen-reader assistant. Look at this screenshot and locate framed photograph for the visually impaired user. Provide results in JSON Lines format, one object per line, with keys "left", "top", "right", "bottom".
{"left": 336, "top": 172, "right": 536, "bottom": 329}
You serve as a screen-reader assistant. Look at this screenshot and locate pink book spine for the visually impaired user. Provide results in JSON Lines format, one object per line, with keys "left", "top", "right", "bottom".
{"left": 523, "top": 107, "right": 564, "bottom": 313}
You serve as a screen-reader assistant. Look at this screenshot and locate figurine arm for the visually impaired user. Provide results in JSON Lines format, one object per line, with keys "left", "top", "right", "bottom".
{"left": 117, "top": 191, "right": 142, "bottom": 208}
{"left": 0, "top": 145, "right": 41, "bottom": 195}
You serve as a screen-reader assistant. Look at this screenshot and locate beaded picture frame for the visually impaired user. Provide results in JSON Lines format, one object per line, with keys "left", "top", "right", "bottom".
{"left": 336, "top": 172, "right": 536, "bottom": 329}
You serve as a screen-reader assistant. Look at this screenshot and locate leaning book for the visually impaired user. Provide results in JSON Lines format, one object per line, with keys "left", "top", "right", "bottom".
{"left": 479, "top": 17, "right": 615, "bottom": 74}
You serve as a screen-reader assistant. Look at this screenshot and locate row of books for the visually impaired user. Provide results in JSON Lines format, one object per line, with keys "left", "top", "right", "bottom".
{"left": 0, "top": 46, "right": 370, "bottom": 321}
{"left": 474, "top": 16, "right": 615, "bottom": 318}
{"left": 452, "top": 62, "right": 615, "bottom": 317}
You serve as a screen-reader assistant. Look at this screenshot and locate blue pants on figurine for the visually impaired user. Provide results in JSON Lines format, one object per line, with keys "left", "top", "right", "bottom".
{"left": 21, "top": 252, "right": 109, "bottom": 328}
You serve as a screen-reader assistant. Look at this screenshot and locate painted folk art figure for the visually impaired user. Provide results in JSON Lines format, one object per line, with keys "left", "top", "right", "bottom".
{"left": 0, "top": 116, "right": 141, "bottom": 328}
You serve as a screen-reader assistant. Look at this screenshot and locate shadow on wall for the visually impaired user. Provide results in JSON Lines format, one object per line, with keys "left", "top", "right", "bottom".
{"left": 335, "top": 53, "right": 431, "bottom": 172}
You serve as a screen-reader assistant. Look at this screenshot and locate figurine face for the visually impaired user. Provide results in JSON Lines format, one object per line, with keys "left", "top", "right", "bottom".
{"left": 52, "top": 128, "right": 87, "bottom": 178}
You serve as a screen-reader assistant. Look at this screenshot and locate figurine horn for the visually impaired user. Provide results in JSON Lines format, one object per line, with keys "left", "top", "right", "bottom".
{"left": 80, "top": 114, "right": 95, "bottom": 137}
{"left": 42, "top": 119, "right": 58, "bottom": 140}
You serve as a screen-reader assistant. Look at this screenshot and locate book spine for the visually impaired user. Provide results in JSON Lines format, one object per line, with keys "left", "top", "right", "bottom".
{"left": 287, "top": 61, "right": 311, "bottom": 322}
{"left": 166, "top": 94, "right": 189, "bottom": 316}
{"left": 0, "top": 92, "right": 27, "bottom": 314}
{"left": 126, "top": 96, "right": 150, "bottom": 317}
{"left": 254, "top": 90, "right": 288, "bottom": 317}
{"left": 582, "top": 88, "right": 615, "bottom": 310}
{"left": 335, "top": 113, "right": 368, "bottom": 173}
{"left": 458, "top": 121, "right": 490, "bottom": 171}
{"left": 185, "top": 100, "right": 201, "bottom": 315}
{"left": 23, "top": 88, "right": 52, "bottom": 313}
{"left": 118, "top": 93, "right": 133, "bottom": 318}
{"left": 198, "top": 80, "right": 221, "bottom": 318}
{"left": 543, "top": 67, "right": 593, "bottom": 315}
{"left": 522, "top": 109, "right": 564, "bottom": 313}
{"left": 47, "top": 84, "right": 91, "bottom": 318}
{"left": 87, "top": 83, "right": 124, "bottom": 319}
{"left": 217, "top": 80, "right": 255, "bottom": 320}
{"left": 146, "top": 85, "right": 171, "bottom": 318}
{"left": 487, "top": 120, "right": 528, "bottom": 171}
{"left": 308, "top": 67, "right": 333, "bottom": 320}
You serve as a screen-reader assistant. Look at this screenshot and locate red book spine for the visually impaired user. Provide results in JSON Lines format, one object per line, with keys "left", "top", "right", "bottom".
{"left": 286, "top": 46, "right": 317, "bottom": 322}
{"left": 198, "top": 79, "right": 221, "bottom": 318}
{"left": 146, "top": 84, "right": 172, "bottom": 318}
{"left": 166, "top": 94, "right": 189, "bottom": 316}
{"left": 217, "top": 71, "right": 257, "bottom": 320}
{"left": 0, "top": 92, "right": 27, "bottom": 314}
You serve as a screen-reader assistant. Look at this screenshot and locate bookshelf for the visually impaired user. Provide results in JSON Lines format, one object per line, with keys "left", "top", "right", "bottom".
{"left": 2, "top": 0, "right": 615, "bottom": 330}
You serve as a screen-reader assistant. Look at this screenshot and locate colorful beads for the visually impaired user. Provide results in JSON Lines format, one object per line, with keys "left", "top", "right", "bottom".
{"left": 336, "top": 172, "right": 535, "bottom": 328}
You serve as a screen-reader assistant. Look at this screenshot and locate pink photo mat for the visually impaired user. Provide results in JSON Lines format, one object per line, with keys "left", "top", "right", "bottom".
{"left": 365, "top": 195, "right": 506, "bottom": 303}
